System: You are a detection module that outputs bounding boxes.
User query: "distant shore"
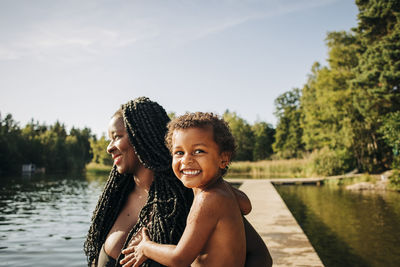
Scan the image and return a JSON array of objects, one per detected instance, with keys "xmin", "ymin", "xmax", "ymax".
[{"xmin": 86, "ymin": 161, "xmax": 399, "ymax": 191}]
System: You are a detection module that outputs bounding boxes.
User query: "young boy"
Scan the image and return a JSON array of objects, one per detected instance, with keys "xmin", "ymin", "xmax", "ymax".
[{"xmin": 120, "ymin": 112, "xmax": 251, "ymax": 267}]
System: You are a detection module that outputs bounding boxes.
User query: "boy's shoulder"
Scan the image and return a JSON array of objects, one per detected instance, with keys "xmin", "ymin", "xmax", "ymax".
[{"xmin": 195, "ymin": 180, "xmax": 235, "ymax": 206}]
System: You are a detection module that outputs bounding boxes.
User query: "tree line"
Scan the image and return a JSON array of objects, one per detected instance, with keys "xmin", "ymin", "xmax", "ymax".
[
  {"xmin": 0, "ymin": 113, "xmax": 93, "ymax": 174},
  {"xmin": 273, "ymin": 0, "xmax": 400, "ymax": 175},
  {"xmin": 0, "ymin": 110, "xmax": 275, "ymax": 175}
]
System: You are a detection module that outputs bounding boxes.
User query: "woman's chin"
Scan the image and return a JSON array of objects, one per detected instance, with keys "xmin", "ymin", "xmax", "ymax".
[{"xmin": 116, "ymin": 165, "xmax": 125, "ymax": 174}]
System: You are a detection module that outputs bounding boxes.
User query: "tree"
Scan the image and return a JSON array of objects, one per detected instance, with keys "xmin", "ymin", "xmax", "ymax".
[
  {"xmin": 0, "ymin": 113, "xmax": 100, "ymax": 175},
  {"xmin": 349, "ymin": 0, "xmax": 400, "ymax": 172},
  {"xmin": 21, "ymin": 119, "xmax": 47, "ymax": 167},
  {"xmin": 252, "ymin": 122, "xmax": 275, "ymax": 160},
  {"xmin": 91, "ymin": 135, "xmax": 113, "ymax": 166},
  {"xmin": 38, "ymin": 122, "xmax": 68, "ymax": 172},
  {"xmin": 300, "ymin": 31, "xmax": 359, "ymax": 174},
  {"xmin": 379, "ymin": 111, "xmax": 400, "ymax": 168},
  {"xmin": 223, "ymin": 111, "xmax": 254, "ymax": 161},
  {"xmin": 273, "ymin": 88, "xmax": 304, "ymax": 158},
  {"xmin": 0, "ymin": 113, "xmax": 23, "ymax": 173},
  {"xmin": 68, "ymin": 127, "xmax": 94, "ymax": 170}
]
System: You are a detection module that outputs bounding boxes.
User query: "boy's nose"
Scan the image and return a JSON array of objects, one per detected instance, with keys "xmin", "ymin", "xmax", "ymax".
[{"xmin": 182, "ymin": 154, "xmax": 193, "ymax": 164}]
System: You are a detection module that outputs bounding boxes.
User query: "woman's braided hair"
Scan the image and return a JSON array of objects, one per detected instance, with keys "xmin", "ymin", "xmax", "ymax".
[{"xmin": 84, "ymin": 97, "xmax": 193, "ymax": 267}]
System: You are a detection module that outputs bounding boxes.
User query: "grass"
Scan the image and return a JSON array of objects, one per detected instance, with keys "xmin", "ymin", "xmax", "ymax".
[
  {"xmin": 85, "ymin": 162, "xmax": 112, "ymax": 175},
  {"xmin": 227, "ymin": 158, "xmax": 313, "ymax": 178}
]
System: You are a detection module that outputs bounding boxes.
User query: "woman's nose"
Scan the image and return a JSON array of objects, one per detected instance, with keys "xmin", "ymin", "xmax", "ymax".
[{"xmin": 106, "ymin": 140, "xmax": 114, "ymax": 154}]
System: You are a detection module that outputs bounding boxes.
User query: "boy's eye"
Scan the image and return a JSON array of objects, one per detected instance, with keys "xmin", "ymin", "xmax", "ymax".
[
  {"xmin": 194, "ymin": 149, "xmax": 204, "ymax": 154},
  {"xmin": 174, "ymin": 151, "xmax": 184, "ymax": 156}
]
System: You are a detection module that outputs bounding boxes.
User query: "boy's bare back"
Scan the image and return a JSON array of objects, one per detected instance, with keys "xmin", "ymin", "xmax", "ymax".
[{"xmin": 187, "ymin": 178, "xmax": 246, "ymax": 266}]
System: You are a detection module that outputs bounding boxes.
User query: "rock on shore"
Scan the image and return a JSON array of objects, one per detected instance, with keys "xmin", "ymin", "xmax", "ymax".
[{"xmin": 345, "ymin": 180, "xmax": 388, "ymax": 191}]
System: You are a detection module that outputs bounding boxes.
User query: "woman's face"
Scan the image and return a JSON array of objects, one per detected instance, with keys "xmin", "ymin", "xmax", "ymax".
[{"xmin": 107, "ymin": 116, "xmax": 139, "ymax": 174}]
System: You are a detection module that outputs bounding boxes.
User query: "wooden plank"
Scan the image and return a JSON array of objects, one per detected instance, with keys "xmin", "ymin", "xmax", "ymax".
[{"xmin": 232, "ymin": 179, "xmax": 324, "ymax": 267}]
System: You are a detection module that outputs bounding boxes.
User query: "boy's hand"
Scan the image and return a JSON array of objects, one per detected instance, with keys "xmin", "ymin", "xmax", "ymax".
[{"xmin": 120, "ymin": 228, "xmax": 150, "ymax": 267}]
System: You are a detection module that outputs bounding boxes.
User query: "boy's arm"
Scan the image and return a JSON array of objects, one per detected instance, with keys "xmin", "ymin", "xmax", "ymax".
[
  {"xmin": 243, "ymin": 217, "xmax": 273, "ymax": 267},
  {"xmin": 123, "ymin": 230, "xmax": 180, "ymax": 267},
  {"xmin": 122, "ymin": 192, "xmax": 220, "ymax": 267},
  {"xmin": 225, "ymin": 180, "xmax": 252, "ymax": 215}
]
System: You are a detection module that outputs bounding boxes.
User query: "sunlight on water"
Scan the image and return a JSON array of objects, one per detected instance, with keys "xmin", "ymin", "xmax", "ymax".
[
  {"xmin": 276, "ymin": 183, "xmax": 400, "ymax": 267},
  {"xmin": 0, "ymin": 173, "xmax": 107, "ymax": 267}
]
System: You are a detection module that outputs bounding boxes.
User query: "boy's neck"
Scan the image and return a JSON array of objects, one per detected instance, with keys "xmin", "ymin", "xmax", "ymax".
[{"xmin": 193, "ymin": 176, "xmax": 223, "ymax": 195}]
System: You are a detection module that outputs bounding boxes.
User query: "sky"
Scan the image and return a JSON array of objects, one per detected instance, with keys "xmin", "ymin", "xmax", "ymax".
[{"xmin": 0, "ymin": 0, "xmax": 359, "ymax": 138}]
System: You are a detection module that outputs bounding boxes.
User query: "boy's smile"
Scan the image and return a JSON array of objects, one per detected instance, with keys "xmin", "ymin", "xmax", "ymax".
[
  {"xmin": 181, "ymin": 169, "xmax": 201, "ymax": 176},
  {"xmin": 171, "ymin": 127, "xmax": 229, "ymax": 191}
]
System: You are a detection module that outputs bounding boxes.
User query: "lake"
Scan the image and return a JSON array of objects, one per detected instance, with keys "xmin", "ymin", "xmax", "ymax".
[
  {"xmin": 0, "ymin": 173, "xmax": 107, "ymax": 267},
  {"xmin": 1, "ymin": 174, "xmax": 399, "ymax": 266},
  {"xmin": 276, "ymin": 180, "xmax": 400, "ymax": 267}
]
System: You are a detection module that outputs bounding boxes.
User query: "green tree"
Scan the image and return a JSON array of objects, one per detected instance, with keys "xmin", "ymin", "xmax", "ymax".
[
  {"xmin": 223, "ymin": 111, "xmax": 254, "ymax": 161},
  {"xmin": 1, "ymin": 114, "xmax": 96, "ymax": 175},
  {"xmin": 91, "ymin": 135, "xmax": 113, "ymax": 166},
  {"xmin": 38, "ymin": 121, "xmax": 68, "ymax": 172},
  {"xmin": 379, "ymin": 111, "xmax": 400, "ymax": 168},
  {"xmin": 67, "ymin": 127, "xmax": 93, "ymax": 170},
  {"xmin": 300, "ymin": 31, "xmax": 359, "ymax": 174},
  {"xmin": 301, "ymin": 32, "xmax": 358, "ymax": 152},
  {"xmin": 0, "ymin": 113, "xmax": 23, "ymax": 173},
  {"xmin": 167, "ymin": 112, "xmax": 176, "ymax": 120},
  {"xmin": 252, "ymin": 122, "xmax": 275, "ymax": 160},
  {"xmin": 21, "ymin": 119, "xmax": 48, "ymax": 167},
  {"xmin": 349, "ymin": 0, "xmax": 400, "ymax": 172},
  {"xmin": 273, "ymin": 88, "xmax": 304, "ymax": 158}
]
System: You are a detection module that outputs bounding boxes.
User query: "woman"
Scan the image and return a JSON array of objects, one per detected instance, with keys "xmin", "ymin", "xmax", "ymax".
[{"xmin": 84, "ymin": 97, "xmax": 272, "ymax": 267}]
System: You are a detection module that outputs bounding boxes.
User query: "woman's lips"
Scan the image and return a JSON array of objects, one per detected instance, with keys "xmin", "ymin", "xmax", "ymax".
[{"xmin": 114, "ymin": 155, "xmax": 122, "ymax": 165}]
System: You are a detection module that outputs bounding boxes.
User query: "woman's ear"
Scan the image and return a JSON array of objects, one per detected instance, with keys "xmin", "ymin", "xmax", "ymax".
[{"xmin": 219, "ymin": 152, "xmax": 231, "ymax": 169}]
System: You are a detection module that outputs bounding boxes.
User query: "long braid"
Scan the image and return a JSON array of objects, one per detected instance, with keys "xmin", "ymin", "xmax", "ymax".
[
  {"xmin": 84, "ymin": 167, "xmax": 134, "ymax": 265},
  {"xmin": 122, "ymin": 97, "xmax": 172, "ymax": 171},
  {"xmin": 84, "ymin": 97, "xmax": 193, "ymax": 267},
  {"xmin": 117, "ymin": 169, "xmax": 193, "ymax": 267}
]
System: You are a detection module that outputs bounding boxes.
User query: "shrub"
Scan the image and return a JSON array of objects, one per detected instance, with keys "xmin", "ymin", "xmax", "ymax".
[
  {"xmin": 389, "ymin": 170, "xmax": 400, "ymax": 189},
  {"xmin": 310, "ymin": 147, "xmax": 352, "ymax": 176}
]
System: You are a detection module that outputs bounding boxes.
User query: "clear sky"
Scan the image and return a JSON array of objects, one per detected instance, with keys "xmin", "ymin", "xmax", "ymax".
[{"xmin": 0, "ymin": 0, "xmax": 358, "ymax": 138}]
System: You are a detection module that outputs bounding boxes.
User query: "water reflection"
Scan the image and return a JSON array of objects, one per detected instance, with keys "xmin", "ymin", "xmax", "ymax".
[
  {"xmin": 276, "ymin": 182, "xmax": 400, "ymax": 267},
  {"xmin": 0, "ymin": 173, "xmax": 107, "ymax": 267}
]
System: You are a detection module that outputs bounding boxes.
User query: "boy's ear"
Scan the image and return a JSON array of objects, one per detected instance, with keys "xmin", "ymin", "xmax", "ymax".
[{"xmin": 219, "ymin": 152, "xmax": 231, "ymax": 169}]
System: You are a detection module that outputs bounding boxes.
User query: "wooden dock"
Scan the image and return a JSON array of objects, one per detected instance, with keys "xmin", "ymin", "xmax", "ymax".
[
  {"xmin": 228, "ymin": 179, "xmax": 324, "ymax": 266},
  {"xmin": 269, "ymin": 178, "xmax": 324, "ymax": 186}
]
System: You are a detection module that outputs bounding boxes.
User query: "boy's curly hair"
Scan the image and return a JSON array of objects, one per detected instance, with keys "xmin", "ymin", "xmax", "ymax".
[{"xmin": 165, "ymin": 112, "xmax": 236, "ymax": 175}]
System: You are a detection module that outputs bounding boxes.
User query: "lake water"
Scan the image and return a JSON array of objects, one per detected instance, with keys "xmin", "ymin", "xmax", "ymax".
[
  {"xmin": 276, "ymin": 181, "xmax": 400, "ymax": 267},
  {"xmin": 1, "ymin": 174, "xmax": 400, "ymax": 267},
  {"xmin": 0, "ymin": 173, "xmax": 107, "ymax": 267}
]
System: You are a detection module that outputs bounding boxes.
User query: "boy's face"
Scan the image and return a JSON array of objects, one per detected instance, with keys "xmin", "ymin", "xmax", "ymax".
[{"xmin": 171, "ymin": 127, "xmax": 229, "ymax": 190}]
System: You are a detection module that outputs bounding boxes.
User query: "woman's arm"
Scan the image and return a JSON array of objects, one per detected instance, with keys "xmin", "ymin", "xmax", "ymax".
[
  {"xmin": 243, "ymin": 217, "xmax": 273, "ymax": 267},
  {"xmin": 225, "ymin": 181, "xmax": 252, "ymax": 215}
]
